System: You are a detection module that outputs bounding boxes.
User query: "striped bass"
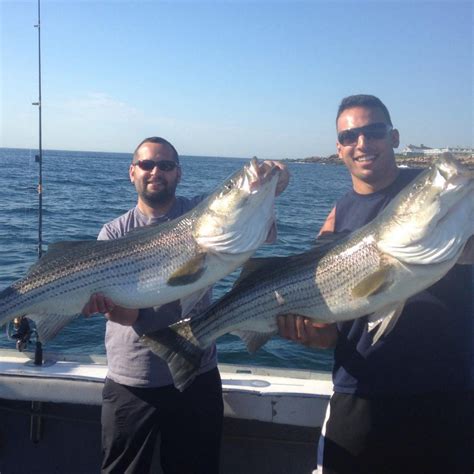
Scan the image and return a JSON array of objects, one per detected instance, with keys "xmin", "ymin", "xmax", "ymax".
[
  {"xmin": 0, "ymin": 159, "xmax": 281, "ymax": 343},
  {"xmin": 144, "ymin": 153, "xmax": 474, "ymax": 391}
]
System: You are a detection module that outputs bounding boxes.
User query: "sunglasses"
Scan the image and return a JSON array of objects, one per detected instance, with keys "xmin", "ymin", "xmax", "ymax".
[
  {"xmin": 134, "ymin": 160, "xmax": 179, "ymax": 172},
  {"xmin": 337, "ymin": 122, "xmax": 392, "ymax": 146}
]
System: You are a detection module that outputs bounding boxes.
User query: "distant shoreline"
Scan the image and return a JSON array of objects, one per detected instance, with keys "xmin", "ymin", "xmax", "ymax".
[
  {"xmin": 1, "ymin": 147, "xmax": 472, "ymax": 168},
  {"xmin": 285, "ymin": 154, "xmax": 474, "ymax": 169}
]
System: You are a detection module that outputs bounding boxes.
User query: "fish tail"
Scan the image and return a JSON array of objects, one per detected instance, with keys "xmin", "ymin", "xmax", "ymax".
[
  {"xmin": 142, "ymin": 319, "xmax": 205, "ymax": 392},
  {"xmin": 0, "ymin": 286, "xmax": 18, "ymax": 328}
]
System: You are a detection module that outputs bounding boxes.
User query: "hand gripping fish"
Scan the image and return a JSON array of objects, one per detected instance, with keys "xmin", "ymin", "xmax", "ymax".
[
  {"xmin": 0, "ymin": 159, "xmax": 281, "ymax": 343},
  {"xmin": 143, "ymin": 153, "xmax": 474, "ymax": 391}
]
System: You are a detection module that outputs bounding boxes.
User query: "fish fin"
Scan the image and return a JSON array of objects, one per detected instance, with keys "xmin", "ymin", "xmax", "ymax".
[
  {"xmin": 367, "ymin": 302, "xmax": 405, "ymax": 344},
  {"xmin": 167, "ymin": 254, "xmax": 207, "ymax": 286},
  {"xmin": 232, "ymin": 330, "xmax": 275, "ymax": 353},
  {"xmin": 352, "ymin": 266, "xmax": 392, "ymax": 298},
  {"xmin": 232, "ymin": 232, "xmax": 352, "ymax": 289},
  {"xmin": 233, "ymin": 257, "xmax": 284, "ymax": 287},
  {"xmin": 180, "ymin": 287, "xmax": 211, "ymax": 318},
  {"xmin": 0, "ymin": 287, "xmax": 18, "ymax": 327},
  {"xmin": 142, "ymin": 320, "xmax": 205, "ymax": 392},
  {"xmin": 27, "ymin": 313, "xmax": 80, "ymax": 343}
]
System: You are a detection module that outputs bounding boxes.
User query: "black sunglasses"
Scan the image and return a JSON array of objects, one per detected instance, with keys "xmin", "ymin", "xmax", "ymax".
[
  {"xmin": 134, "ymin": 160, "xmax": 179, "ymax": 172},
  {"xmin": 337, "ymin": 122, "xmax": 392, "ymax": 146}
]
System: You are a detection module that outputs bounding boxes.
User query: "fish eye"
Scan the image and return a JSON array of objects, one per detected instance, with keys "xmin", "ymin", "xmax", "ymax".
[{"xmin": 219, "ymin": 181, "xmax": 235, "ymax": 197}]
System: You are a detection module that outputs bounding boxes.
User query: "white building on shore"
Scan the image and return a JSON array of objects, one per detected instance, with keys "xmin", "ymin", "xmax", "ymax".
[{"xmin": 402, "ymin": 144, "xmax": 474, "ymax": 156}]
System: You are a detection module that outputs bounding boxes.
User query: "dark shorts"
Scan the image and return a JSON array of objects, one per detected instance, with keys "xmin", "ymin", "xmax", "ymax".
[
  {"xmin": 316, "ymin": 391, "xmax": 473, "ymax": 474},
  {"xmin": 101, "ymin": 367, "xmax": 224, "ymax": 474}
]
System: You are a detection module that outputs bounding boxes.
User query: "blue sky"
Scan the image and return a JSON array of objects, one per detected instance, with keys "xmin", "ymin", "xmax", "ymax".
[{"xmin": 1, "ymin": 0, "xmax": 472, "ymax": 159}]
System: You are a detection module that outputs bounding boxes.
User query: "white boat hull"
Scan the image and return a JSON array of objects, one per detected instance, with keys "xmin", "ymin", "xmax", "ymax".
[{"xmin": 0, "ymin": 349, "xmax": 332, "ymax": 473}]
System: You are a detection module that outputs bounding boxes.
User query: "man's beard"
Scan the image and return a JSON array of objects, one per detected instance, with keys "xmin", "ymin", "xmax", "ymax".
[{"xmin": 141, "ymin": 186, "xmax": 176, "ymax": 206}]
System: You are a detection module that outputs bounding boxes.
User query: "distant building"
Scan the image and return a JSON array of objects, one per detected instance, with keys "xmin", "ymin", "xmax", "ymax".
[{"xmin": 401, "ymin": 144, "xmax": 474, "ymax": 156}]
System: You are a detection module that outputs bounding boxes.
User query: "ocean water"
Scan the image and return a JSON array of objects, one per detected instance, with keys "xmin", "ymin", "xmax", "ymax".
[{"xmin": 0, "ymin": 147, "xmax": 351, "ymax": 372}]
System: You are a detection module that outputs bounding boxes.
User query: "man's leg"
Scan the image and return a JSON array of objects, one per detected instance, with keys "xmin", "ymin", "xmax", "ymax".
[
  {"xmin": 315, "ymin": 392, "xmax": 371, "ymax": 474},
  {"xmin": 160, "ymin": 368, "xmax": 224, "ymax": 474},
  {"xmin": 317, "ymin": 391, "xmax": 474, "ymax": 474},
  {"xmin": 101, "ymin": 378, "xmax": 160, "ymax": 474}
]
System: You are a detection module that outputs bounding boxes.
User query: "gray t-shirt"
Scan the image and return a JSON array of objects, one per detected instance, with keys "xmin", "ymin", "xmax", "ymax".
[{"xmin": 98, "ymin": 196, "xmax": 217, "ymax": 387}]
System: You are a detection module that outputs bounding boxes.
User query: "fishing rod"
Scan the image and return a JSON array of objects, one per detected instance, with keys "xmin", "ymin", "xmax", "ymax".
[
  {"xmin": 33, "ymin": 0, "xmax": 43, "ymax": 259},
  {"xmin": 10, "ymin": 0, "xmax": 44, "ymax": 365},
  {"xmin": 32, "ymin": 0, "xmax": 44, "ymax": 364}
]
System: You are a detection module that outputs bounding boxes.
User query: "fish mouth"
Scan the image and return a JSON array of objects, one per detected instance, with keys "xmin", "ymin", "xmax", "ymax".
[
  {"xmin": 245, "ymin": 159, "xmax": 280, "ymax": 193},
  {"xmin": 434, "ymin": 156, "xmax": 473, "ymax": 196}
]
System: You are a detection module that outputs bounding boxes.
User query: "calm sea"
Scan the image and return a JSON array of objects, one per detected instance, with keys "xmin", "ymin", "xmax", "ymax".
[{"xmin": 0, "ymin": 147, "xmax": 351, "ymax": 372}]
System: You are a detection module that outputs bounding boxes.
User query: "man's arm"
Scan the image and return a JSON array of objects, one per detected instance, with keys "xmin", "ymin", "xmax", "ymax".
[
  {"xmin": 318, "ymin": 207, "xmax": 336, "ymax": 236},
  {"xmin": 277, "ymin": 207, "xmax": 339, "ymax": 349},
  {"xmin": 277, "ymin": 315, "xmax": 338, "ymax": 349}
]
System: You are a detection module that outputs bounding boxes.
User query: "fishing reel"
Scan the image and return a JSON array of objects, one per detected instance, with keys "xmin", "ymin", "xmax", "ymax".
[
  {"xmin": 9, "ymin": 316, "xmax": 32, "ymax": 352},
  {"xmin": 7, "ymin": 316, "xmax": 43, "ymax": 365}
]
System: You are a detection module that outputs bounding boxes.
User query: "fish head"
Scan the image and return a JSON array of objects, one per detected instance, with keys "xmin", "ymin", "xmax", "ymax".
[
  {"xmin": 193, "ymin": 159, "xmax": 280, "ymax": 254},
  {"xmin": 378, "ymin": 153, "xmax": 474, "ymax": 263}
]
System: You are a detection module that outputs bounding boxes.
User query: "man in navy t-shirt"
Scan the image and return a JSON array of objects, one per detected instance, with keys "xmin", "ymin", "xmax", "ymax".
[{"xmin": 278, "ymin": 95, "xmax": 473, "ymax": 474}]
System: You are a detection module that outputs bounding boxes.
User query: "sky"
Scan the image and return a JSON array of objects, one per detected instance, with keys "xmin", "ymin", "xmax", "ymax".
[{"xmin": 0, "ymin": 0, "xmax": 472, "ymax": 159}]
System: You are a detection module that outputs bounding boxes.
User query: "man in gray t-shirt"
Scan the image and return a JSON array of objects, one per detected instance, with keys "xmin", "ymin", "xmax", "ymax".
[
  {"xmin": 82, "ymin": 137, "xmax": 223, "ymax": 474},
  {"xmin": 82, "ymin": 136, "xmax": 289, "ymax": 474},
  {"xmin": 97, "ymin": 200, "xmax": 217, "ymax": 390}
]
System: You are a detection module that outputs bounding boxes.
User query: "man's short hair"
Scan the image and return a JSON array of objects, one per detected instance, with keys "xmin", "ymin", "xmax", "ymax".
[
  {"xmin": 132, "ymin": 137, "xmax": 179, "ymax": 163},
  {"xmin": 336, "ymin": 94, "xmax": 393, "ymax": 126}
]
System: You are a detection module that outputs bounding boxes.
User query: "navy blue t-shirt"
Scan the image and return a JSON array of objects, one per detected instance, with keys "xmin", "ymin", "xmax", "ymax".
[{"xmin": 332, "ymin": 168, "xmax": 473, "ymax": 395}]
